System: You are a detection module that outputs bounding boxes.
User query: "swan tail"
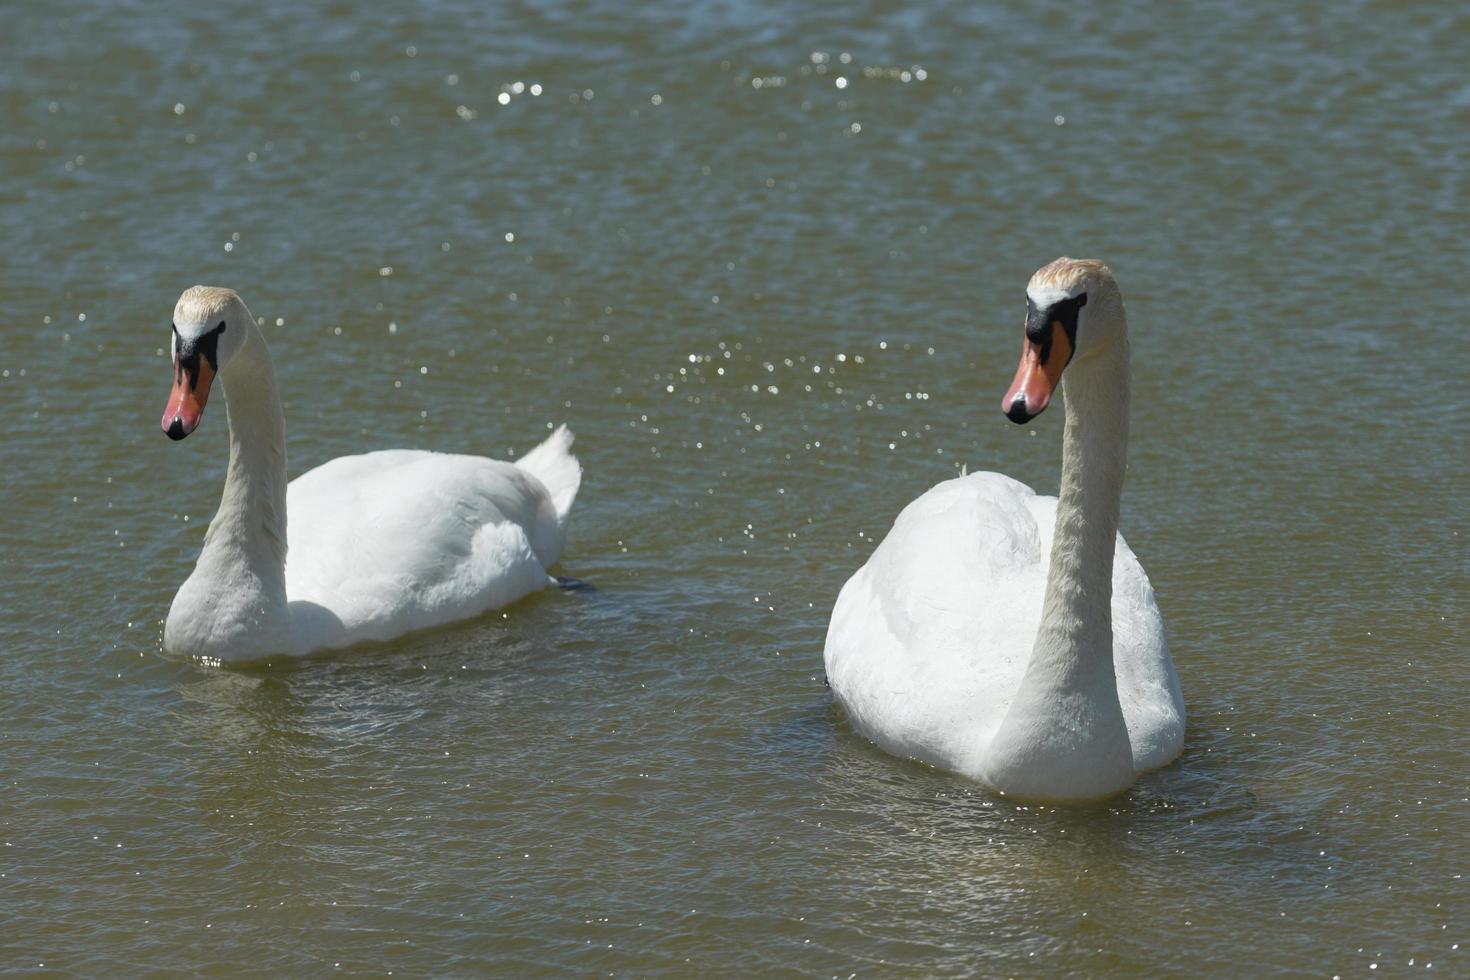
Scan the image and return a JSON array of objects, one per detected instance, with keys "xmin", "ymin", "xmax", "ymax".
[{"xmin": 517, "ymin": 424, "xmax": 581, "ymax": 525}]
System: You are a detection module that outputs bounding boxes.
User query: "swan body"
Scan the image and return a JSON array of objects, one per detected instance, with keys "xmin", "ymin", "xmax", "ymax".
[
  {"xmin": 825, "ymin": 472, "xmax": 1182, "ymax": 792},
  {"xmin": 160, "ymin": 286, "xmax": 581, "ymax": 663},
  {"xmin": 824, "ymin": 259, "xmax": 1184, "ymax": 801}
]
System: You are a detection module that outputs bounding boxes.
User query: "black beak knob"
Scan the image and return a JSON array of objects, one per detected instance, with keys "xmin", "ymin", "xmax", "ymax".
[{"xmin": 1005, "ymin": 396, "xmax": 1035, "ymax": 425}]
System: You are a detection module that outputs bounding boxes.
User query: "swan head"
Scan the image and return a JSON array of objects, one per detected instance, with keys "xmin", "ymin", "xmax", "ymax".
[
  {"xmin": 161, "ymin": 286, "xmax": 252, "ymax": 440},
  {"xmin": 1003, "ymin": 257, "xmax": 1121, "ymax": 424}
]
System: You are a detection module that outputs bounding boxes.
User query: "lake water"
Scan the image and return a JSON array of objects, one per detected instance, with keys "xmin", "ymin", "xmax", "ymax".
[{"xmin": 1, "ymin": 0, "xmax": 1466, "ymax": 974}]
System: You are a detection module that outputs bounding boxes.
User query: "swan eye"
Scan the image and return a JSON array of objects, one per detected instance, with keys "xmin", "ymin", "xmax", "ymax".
[
  {"xmin": 1023, "ymin": 292, "xmax": 1090, "ymax": 369},
  {"xmin": 175, "ymin": 322, "xmax": 227, "ymax": 370},
  {"xmin": 217, "ymin": 320, "xmax": 226, "ymax": 332},
  {"xmin": 199, "ymin": 322, "xmax": 226, "ymax": 368}
]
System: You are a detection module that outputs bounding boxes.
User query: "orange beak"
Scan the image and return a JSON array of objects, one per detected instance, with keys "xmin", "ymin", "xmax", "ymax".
[
  {"xmin": 161, "ymin": 353, "xmax": 215, "ymax": 440},
  {"xmin": 1001, "ymin": 321, "xmax": 1072, "ymax": 424}
]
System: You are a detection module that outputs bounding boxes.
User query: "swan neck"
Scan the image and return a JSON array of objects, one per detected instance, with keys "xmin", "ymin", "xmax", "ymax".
[
  {"xmin": 1037, "ymin": 336, "xmax": 1130, "ymax": 668},
  {"xmin": 201, "ymin": 325, "xmax": 289, "ymax": 593},
  {"xmin": 980, "ymin": 329, "xmax": 1134, "ymax": 799}
]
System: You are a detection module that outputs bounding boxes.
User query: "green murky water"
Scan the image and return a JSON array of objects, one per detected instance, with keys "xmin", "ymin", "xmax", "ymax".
[{"xmin": 2, "ymin": 0, "xmax": 1466, "ymax": 974}]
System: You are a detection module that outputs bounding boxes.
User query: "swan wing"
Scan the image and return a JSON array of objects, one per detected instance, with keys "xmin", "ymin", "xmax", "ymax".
[
  {"xmin": 283, "ymin": 450, "xmax": 560, "ymax": 651},
  {"xmin": 1109, "ymin": 534, "xmax": 1186, "ymax": 771},
  {"xmin": 824, "ymin": 472, "xmax": 1048, "ymax": 777}
]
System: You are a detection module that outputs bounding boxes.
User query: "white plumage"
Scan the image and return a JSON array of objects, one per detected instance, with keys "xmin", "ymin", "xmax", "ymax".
[
  {"xmin": 159, "ymin": 286, "xmax": 580, "ymax": 663},
  {"xmin": 824, "ymin": 259, "xmax": 1184, "ymax": 801},
  {"xmin": 825, "ymin": 471, "xmax": 1182, "ymax": 782},
  {"xmin": 283, "ymin": 441, "xmax": 576, "ymax": 653}
]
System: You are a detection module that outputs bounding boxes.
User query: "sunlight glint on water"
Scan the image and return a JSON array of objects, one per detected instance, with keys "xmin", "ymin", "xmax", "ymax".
[{"xmin": 0, "ymin": 0, "xmax": 1465, "ymax": 974}]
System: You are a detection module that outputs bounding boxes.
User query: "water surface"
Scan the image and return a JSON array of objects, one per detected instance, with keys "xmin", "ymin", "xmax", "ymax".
[{"xmin": 1, "ymin": 0, "xmax": 1466, "ymax": 974}]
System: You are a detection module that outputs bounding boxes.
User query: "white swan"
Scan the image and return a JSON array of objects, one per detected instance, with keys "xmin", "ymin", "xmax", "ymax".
[
  {"xmin": 824, "ymin": 258, "xmax": 1184, "ymax": 802},
  {"xmin": 159, "ymin": 286, "xmax": 582, "ymax": 663}
]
